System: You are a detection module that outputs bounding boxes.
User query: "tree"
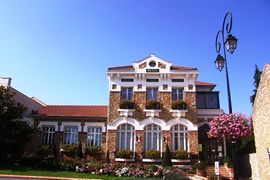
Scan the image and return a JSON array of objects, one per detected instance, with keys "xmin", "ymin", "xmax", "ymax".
[
  {"xmin": 0, "ymin": 86, "xmax": 34, "ymax": 161},
  {"xmin": 162, "ymin": 144, "xmax": 172, "ymax": 167},
  {"xmin": 250, "ymin": 65, "xmax": 262, "ymax": 105},
  {"xmin": 208, "ymin": 113, "xmax": 253, "ymax": 140}
]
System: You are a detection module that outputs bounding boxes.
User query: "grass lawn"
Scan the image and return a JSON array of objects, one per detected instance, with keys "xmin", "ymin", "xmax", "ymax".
[{"xmin": 0, "ymin": 165, "xmax": 160, "ymax": 180}]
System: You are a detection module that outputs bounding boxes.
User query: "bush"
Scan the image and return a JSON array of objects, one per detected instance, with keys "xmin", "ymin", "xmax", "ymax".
[
  {"xmin": 163, "ymin": 168, "xmax": 190, "ymax": 180},
  {"xmin": 119, "ymin": 100, "xmax": 135, "ymax": 109},
  {"xmin": 105, "ymin": 150, "xmax": 110, "ymax": 163},
  {"xmin": 192, "ymin": 162, "xmax": 206, "ymax": 171},
  {"xmin": 38, "ymin": 144, "xmax": 51, "ymax": 156},
  {"xmin": 172, "ymin": 100, "xmax": 187, "ymax": 110},
  {"xmin": 85, "ymin": 146, "xmax": 101, "ymax": 155},
  {"xmin": 162, "ymin": 144, "xmax": 172, "ymax": 167},
  {"xmin": 173, "ymin": 150, "xmax": 189, "ymax": 159},
  {"xmin": 146, "ymin": 150, "xmax": 161, "ymax": 159},
  {"xmin": 20, "ymin": 154, "xmax": 41, "ymax": 166},
  {"xmin": 62, "ymin": 144, "xmax": 77, "ymax": 157},
  {"xmin": 116, "ymin": 150, "xmax": 134, "ymax": 158},
  {"xmin": 223, "ymin": 156, "xmax": 233, "ymax": 168},
  {"xmin": 75, "ymin": 142, "xmax": 83, "ymax": 158},
  {"xmin": 145, "ymin": 100, "xmax": 161, "ymax": 109}
]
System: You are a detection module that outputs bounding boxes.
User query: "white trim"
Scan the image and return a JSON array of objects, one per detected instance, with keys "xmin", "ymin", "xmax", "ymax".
[
  {"xmin": 115, "ymin": 158, "xmax": 135, "ymax": 162},
  {"xmin": 118, "ymin": 109, "xmax": 135, "ymax": 117},
  {"xmin": 170, "ymin": 110, "xmax": 188, "ymax": 118},
  {"xmin": 107, "ymin": 117, "xmax": 197, "ymax": 131},
  {"xmin": 171, "ymin": 159, "xmax": 191, "ymax": 163},
  {"xmin": 38, "ymin": 121, "xmax": 58, "ymax": 129},
  {"xmin": 144, "ymin": 109, "xmax": 162, "ymax": 117},
  {"xmin": 142, "ymin": 159, "xmax": 162, "ymax": 162},
  {"xmin": 84, "ymin": 122, "xmax": 106, "ymax": 132},
  {"xmin": 61, "ymin": 122, "xmax": 81, "ymax": 132}
]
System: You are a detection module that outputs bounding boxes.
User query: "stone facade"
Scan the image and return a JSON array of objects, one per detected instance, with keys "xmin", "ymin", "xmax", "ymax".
[
  {"xmin": 188, "ymin": 131, "xmax": 199, "ymax": 155},
  {"xmin": 184, "ymin": 92, "xmax": 197, "ymax": 124},
  {"xmin": 133, "ymin": 92, "xmax": 147, "ymax": 120},
  {"xmin": 158, "ymin": 92, "xmax": 173, "ymax": 121},
  {"xmin": 108, "ymin": 92, "xmax": 121, "ymax": 123},
  {"xmin": 252, "ymin": 64, "xmax": 270, "ymax": 179},
  {"xmin": 107, "ymin": 130, "xmax": 117, "ymax": 161}
]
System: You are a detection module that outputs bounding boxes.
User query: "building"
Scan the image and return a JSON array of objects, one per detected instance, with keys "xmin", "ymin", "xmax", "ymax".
[
  {"xmin": 252, "ymin": 64, "xmax": 270, "ymax": 179},
  {"xmin": 2, "ymin": 55, "xmax": 224, "ymax": 164}
]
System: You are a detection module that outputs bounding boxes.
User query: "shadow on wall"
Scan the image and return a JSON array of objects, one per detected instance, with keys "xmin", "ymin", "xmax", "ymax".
[{"xmin": 238, "ymin": 154, "xmax": 252, "ymax": 178}]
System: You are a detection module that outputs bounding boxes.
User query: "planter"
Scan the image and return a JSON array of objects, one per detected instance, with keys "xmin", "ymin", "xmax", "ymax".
[
  {"xmin": 196, "ymin": 169, "xmax": 206, "ymax": 177},
  {"xmin": 144, "ymin": 109, "xmax": 162, "ymax": 117},
  {"xmin": 118, "ymin": 109, "xmax": 135, "ymax": 117},
  {"xmin": 142, "ymin": 159, "xmax": 162, "ymax": 162},
  {"xmin": 170, "ymin": 109, "xmax": 188, "ymax": 118},
  {"xmin": 115, "ymin": 158, "xmax": 135, "ymax": 162},
  {"xmin": 171, "ymin": 159, "xmax": 191, "ymax": 163}
]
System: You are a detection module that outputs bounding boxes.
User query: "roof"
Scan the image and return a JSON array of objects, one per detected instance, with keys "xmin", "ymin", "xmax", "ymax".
[
  {"xmin": 108, "ymin": 65, "xmax": 197, "ymax": 71},
  {"xmin": 36, "ymin": 105, "xmax": 108, "ymax": 117},
  {"xmin": 195, "ymin": 81, "xmax": 216, "ymax": 86}
]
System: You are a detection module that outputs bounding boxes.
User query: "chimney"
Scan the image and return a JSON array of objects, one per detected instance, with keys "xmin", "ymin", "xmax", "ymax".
[{"xmin": 0, "ymin": 77, "xmax": 12, "ymax": 87}]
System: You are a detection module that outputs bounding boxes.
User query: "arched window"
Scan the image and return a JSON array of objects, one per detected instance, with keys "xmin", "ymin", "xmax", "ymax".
[
  {"xmin": 171, "ymin": 124, "xmax": 188, "ymax": 151},
  {"xmin": 117, "ymin": 123, "xmax": 135, "ymax": 151},
  {"xmin": 144, "ymin": 124, "xmax": 161, "ymax": 151}
]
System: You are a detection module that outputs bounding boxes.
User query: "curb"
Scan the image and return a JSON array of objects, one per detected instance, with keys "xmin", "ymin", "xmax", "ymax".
[{"xmin": 0, "ymin": 174, "xmax": 101, "ymax": 180}]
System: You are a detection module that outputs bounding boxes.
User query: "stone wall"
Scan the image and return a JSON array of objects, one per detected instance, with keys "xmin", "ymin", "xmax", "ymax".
[
  {"xmin": 135, "ymin": 130, "xmax": 144, "ymax": 161},
  {"xmin": 184, "ymin": 92, "xmax": 197, "ymax": 124},
  {"xmin": 189, "ymin": 131, "xmax": 198, "ymax": 155},
  {"xmin": 158, "ymin": 92, "xmax": 173, "ymax": 121},
  {"xmin": 107, "ymin": 130, "xmax": 117, "ymax": 161},
  {"xmin": 108, "ymin": 92, "xmax": 121, "ymax": 123},
  {"xmin": 133, "ymin": 92, "xmax": 147, "ymax": 120},
  {"xmin": 252, "ymin": 64, "xmax": 270, "ymax": 179}
]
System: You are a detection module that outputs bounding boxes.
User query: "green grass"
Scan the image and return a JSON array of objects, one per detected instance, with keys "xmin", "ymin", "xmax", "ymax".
[{"xmin": 0, "ymin": 165, "xmax": 160, "ymax": 180}]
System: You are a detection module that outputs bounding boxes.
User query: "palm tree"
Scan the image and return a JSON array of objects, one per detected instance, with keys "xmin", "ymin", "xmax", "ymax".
[{"xmin": 250, "ymin": 65, "xmax": 262, "ymax": 105}]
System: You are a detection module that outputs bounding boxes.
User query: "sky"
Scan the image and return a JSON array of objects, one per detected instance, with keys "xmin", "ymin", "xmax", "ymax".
[{"xmin": 0, "ymin": 0, "xmax": 270, "ymax": 115}]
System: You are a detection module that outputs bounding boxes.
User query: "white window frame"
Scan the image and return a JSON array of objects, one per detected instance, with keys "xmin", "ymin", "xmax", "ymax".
[
  {"xmin": 64, "ymin": 126, "xmax": 78, "ymax": 145},
  {"xmin": 87, "ymin": 127, "xmax": 102, "ymax": 146},
  {"xmin": 117, "ymin": 123, "xmax": 135, "ymax": 151},
  {"xmin": 146, "ymin": 88, "xmax": 158, "ymax": 101},
  {"xmin": 171, "ymin": 124, "xmax": 188, "ymax": 151},
  {"xmin": 121, "ymin": 87, "xmax": 133, "ymax": 100},
  {"xmin": 40, "ymin": 126, "xmax": 55, "ymax": 145},
  {"xmin": 144, "ymin": 124, "xmax": 161, "ymax": 151},
  {"xmin": 172, "ymin": 88, "xmax": 184, "ymax": 101}
]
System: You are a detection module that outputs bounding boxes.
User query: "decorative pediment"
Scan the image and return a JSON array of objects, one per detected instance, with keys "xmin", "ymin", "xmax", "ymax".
[{"xmin": 133, "ymin": 54, "xmax": 172, "ymax": 73}]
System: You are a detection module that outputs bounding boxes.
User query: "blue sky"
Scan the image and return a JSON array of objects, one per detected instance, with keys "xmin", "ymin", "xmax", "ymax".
[{"xmin": 1, "ymin": 0, "xmax": 270, "ymax": 115}]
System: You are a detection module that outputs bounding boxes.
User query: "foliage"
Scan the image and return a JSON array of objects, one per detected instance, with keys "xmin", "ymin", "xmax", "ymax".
[
  {"xmin": 62, "ymin": 144, "xmax": 77, "ymax": 156},
  {"xmin": 119, "ymin": 100, "xmax": 135, "ymax": 109},
  {"xmin": 75, "ymin": 142, "xmax": 83, "ymax": 158},
  {"xmin": 172, "ymin": 100, "xmax": 187, "ymax": 110},
  {"xmin": 250, "ymin": 65, "xmax": 262, "ymax": 105},
  {"xmin": 162, "ymin": 144, "xmax": 172, "ymax": 167},
  {"xmin": 145, "ymin": 100, "xmax": 161, "ymax": 109},
  {"xmin": 208, "ymin": 113, "xmax": 253, "ymax": 140},
  {"xmin": 223, "ymin": 156, "xmax": 233, "ymax": 168},
  {"xmin": 85, "ymin": 146, "xmax": 101, "ymax": 155},
  {"xmin": 38, "ymin": 144, "xmax": 51, "ymax": 156},
  {"xmin": 115, "ymin": 150, "xmax": 134, "ymax": 158},
  {"xmin": 163, "ymin": 168, "xmax": 190, "ymax": 180},
  {"xmin": 0, "ymin": 86, "xmax": 34, "ymax": 161},
  {"xmin": 173, "ymin": 150, "xmax": 189, "ymax": 159},
  {"xmin": 20, "ymin": 154, "xmax": 41, "ymax": 166},
  {"xmin": 145, "ymin": 150, "xmax": 161, "ymax": 159},
  {"xmin": 192, "ymin": 162, "xmax": 205, "ymax": 171},
  {"xmin": 237, "ymin": 135, "xmax": 256, "ymax": 154}
]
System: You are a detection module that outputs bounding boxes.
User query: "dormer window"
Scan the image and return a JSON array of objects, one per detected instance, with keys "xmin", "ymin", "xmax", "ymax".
[{"xmin": 149, "ymin": 61, "xmax": 156, "ymax": 67}]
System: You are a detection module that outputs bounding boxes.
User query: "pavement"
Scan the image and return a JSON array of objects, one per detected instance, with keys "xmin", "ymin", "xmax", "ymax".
[{"xmin": 0, "ymin": 174, "xmax": 101, "ymax": 180}]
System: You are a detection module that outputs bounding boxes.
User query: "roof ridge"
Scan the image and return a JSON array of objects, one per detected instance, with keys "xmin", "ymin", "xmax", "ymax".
[{"xmin": 45, "ymin": 105, "xmax": 108, "ymax": 107}]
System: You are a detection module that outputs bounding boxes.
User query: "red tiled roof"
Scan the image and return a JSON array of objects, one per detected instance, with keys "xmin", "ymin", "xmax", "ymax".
[
  {"xmin": 196, "ymin": 81, "xmax": 216, "ymax": 86},
  {"xmin": 108, "ymin": 65, "xmax": 197, "ymax": 71},
  {"xmin": 37, "ymin": 105, "xmax": 108, "ymax": 117}
]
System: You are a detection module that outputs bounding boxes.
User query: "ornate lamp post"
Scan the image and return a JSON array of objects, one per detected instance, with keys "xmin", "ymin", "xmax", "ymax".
[{"xmin": 214, "ymin": 12, "xmax": 238, "ymax": 180}]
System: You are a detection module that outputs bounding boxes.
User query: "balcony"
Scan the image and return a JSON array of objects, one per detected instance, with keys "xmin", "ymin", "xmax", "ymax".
[
  {"xmin": 118, "ymin": 100, "xmax": 135, "ymax": 117},
  {"xmin": 144, "ymin": 100, "xmax": 162, "ymax": 117},
  {"xmin": 170, "ymin": 100, "xmax": 188, "ymax": 118}
]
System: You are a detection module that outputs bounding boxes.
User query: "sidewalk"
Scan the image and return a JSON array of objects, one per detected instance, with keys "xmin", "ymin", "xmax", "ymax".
[{"xmin": 0, "ymin": 174, "xmax": 101, "ymax": 180}]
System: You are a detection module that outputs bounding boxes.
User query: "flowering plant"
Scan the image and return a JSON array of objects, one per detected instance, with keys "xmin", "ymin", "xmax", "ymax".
[{"xmin": 208, "ymin": 113, "xmax": 253, "ymax": 140}]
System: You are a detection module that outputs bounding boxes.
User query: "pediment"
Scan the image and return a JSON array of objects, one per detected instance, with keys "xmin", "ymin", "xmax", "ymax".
[{"xmin": 133, "ymin": 54, "xmax": 172, "ymax": 73}]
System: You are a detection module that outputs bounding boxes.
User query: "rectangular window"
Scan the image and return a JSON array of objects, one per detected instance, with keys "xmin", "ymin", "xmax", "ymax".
[
  {"xmin": 121, "ymin": 79, "xmax": 134, "ymax": 82},
  {"xmin": 172, "ymin": 88, "xmax": 184, "ymax": 101},
  {"xmin": 146, "ymin": 79, "xmax": 159, "ymax": 82},
  {"xmin": 172, "ymin": 79, "xmax": 184, "ymax": 82},
  {"xmin": 121, "ymin": 87, "xmax": 133, "ymax": 100},
  {"xmin": 87, "ymin": 127, "xmax": 102, "ymax": 146},
  {"xmin": 197, "ymin": 92, "xmax": 220, "ymax": 109},
  {"xmin": 40, "ymin": 126, "xmax": 55, "ymax": 145},
  {"xmin": 112, "ymin": 84, "xmax": 117, "ymax": 89},
  {"xmin": 64, "ymin": 127, "xmax": 78, "ymax": 144},
  {"xmin": 146, "ymin": 88, "xmax": 158, "ymax": 100},
  {"xmin": 163, "ymin": 84, "xmax": 168, "ymax": 90}
]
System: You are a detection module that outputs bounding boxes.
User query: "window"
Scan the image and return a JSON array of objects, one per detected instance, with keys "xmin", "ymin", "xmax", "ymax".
[
  {"xmin": 112, "ymin": 84, "xmax": 117, "ymax": 89},
  {"xmin": 121, "ymin": 79, "xmax": 134, "ymax": 82},
  {"xmin": 197, "ymin": 92, "xmax": 220, "ymax": 109},
  {"xmin": 87, "ymin": 127, "xmax": 102, "ymax": 146},
  {"xmin": 117, "ymin": 124, "xmax": 135, "ymax": 151},
  {"xmin": 172, "ymin": 79, "xmax": 184, "ymax": 82},
  {"xmin": 163, "ymin": 84, "xmax": 168, "ymax": 90},
  {"xmin": 144, "ymin": 124, "xmax": 161, "ymax": 151},
  {"xmin": 146, "ymin": 79, "xmax": 159, "ymax": 82},
  {"xmin": 171, "ymin": 124, "xmax": 188, "ymax": 151},
  {"xmin": 137, "ymin": 84, "xmax": 142, "ymax": 90},
  {"xmin": 149, "ymin": 61, "xmax": 156, "ymax": 67},
  {"xmin": 172, "ymin": 88, "xmax": 183, "ymax": 101},
  {"xmin": 121, "ymin": 87, "xmax": 133, "ymax": 100},
  {"xmin": 40, "ymin": 126, "xmax": 55, "ymax": 145},
  {"xmin": 64, "ymin": 127, "xmax": 78, "ymax": 144},
  {"xmin": 146, "ymin": 88, "xmax": 158, "ymax": 100}
]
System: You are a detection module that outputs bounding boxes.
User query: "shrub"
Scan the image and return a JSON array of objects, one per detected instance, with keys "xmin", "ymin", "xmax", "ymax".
[
  {"xmin": 105, "ymin": 150, "xmax": 110, "ymax": 163},
  {"xmin": 173, "ymin": 150, "xmax": 189, "ymax": 159},
  {"xmin": 20, "ymin": 154, "xmax": 41, "ymax": 166},
  {"xmin": 85, "ymin": 146, "xmax": 101, "ymax": 155},
  {"xmin": 172, "ymin": 100, "xmax": 187, "ymax": 110},
  {"xmin": 162, "ymin": 144, "xmax": 172, "ymax": 167},
  {"xmin": 119, "ymin": 100, "xmax": 135, "ymax": 109},
  {"xmin": 145, "ymin": 100, "xmax": 161, "ymax": 109},
  {"xmin": 223, "ymin": 156, "xmax": 233, "ymax": 168},
  {"xmin": 61, "ymin": 144, "xmax": 77, "ymax": 156},
  {"xmin": 116, "ymin": 150, "xmax": 134, "ymax": 158},
  {"xmin": 192, "ymin": 162, "xmax": 206, "ymax": 171},
  {"xmin": 38, "ymin": 144, "xmax": 51, "ymax": 156},
  {"xmin": 75, "ymin": 142, "xmax": 83, "ymax": 158},
  {"xmin": 145, "ymin": 150, "xmax": 161, "ymax": 159}
]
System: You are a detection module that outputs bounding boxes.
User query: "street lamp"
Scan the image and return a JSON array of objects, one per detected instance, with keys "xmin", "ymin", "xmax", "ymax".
[{"xmin": 214, "ymin": 12, "xmax": 238, "ymax": 180}]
